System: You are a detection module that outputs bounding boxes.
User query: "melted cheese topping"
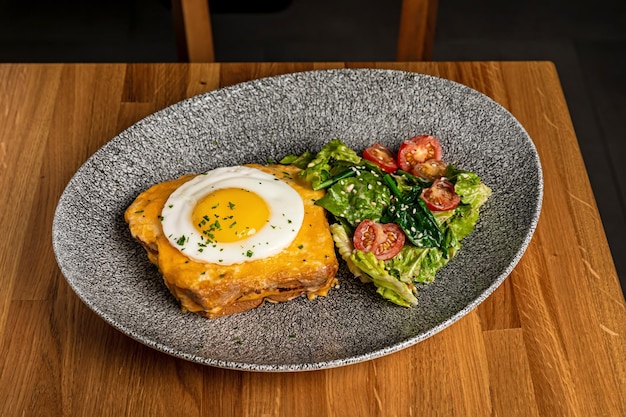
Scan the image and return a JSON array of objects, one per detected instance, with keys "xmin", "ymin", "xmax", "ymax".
[{"xmin": 125, "ymin": 164, "xmax": 339, "ymax": 317}]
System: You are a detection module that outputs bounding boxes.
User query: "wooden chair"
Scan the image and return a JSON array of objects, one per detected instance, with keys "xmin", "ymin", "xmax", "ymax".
[{"xmin": 171, "ymin": 0, "xmax": 438, "ymax": 62}]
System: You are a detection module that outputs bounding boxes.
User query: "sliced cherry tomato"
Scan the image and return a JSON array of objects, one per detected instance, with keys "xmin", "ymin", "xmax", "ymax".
[
  {"xmin": 362, "ymin": 143, "xmax": 398, "ymax": 173},
  {"xmin": 353, "ymin": 219, "xmax": 405, "ymax": 261},
  {"xmin": 353, "ymin": 219, "xmax": 378, "ymax": 253},
  {"xmin": 412, "ymin": 159, "xmax": 448, "ymax": 181},
  {"xmin": 397, "ymin": 135, "xmax": 443, "ymax": 172},
  {"xmin": 420, "ymin": 178, "xmax": 460, "ymax": 212}
]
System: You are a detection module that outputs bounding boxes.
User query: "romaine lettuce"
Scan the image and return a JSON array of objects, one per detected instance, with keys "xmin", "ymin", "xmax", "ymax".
[
  {"xmin": 329, "ymin": 223, "xmax": 366, "ymax": 281},
  {"xmin": 296, "ymin": 139, "xmax": 362, "ymax": 189},
  {"xmin": 455, "ymin": 171, "xmax": 492, "ymax": 208},
  {"xmin": 444, "ymin": 171, "xmax": 492, "ymax": 241},
  {"xmin": 350, "ymin": 250, "xmax": 418, "ymax": 307}
]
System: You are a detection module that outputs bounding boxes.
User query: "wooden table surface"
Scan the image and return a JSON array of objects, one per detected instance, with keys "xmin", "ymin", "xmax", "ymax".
[{"xmin": 1, "ymin": 62, "xmax": 624, "ymax": 417}]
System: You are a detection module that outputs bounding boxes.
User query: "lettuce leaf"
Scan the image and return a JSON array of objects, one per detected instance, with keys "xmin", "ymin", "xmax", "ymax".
[
  {"xmin": 316, "ymin": 170, "xmax": 390, "ymax": 227},
  {"xmin": 385, "ymin": 244, "xmax": 451, "ymax": 284},
  {"xmin": 385, "ymin": 244, "xmax": 428, "ymax": 283},
  {"xmin": 443, "ymin": 171, "xmax": 492, "ymax": 241},
  {"xmin": 350, "ymin": 250, "xmax": 418, "ymax": 307},
  {"xmin": 454, "ymin": 171, "xmax": 492, "ymax": 208},
  {"xmin": 279, "ymin": 151, "xmax": 314, "ymax": 169},
  {"xmin": 297, "ymin": 139, "xmax": 362, "ymax": 189},
  {"xmin": 329, "ymin": 223, "xmax": 366, "ymax": 281}
]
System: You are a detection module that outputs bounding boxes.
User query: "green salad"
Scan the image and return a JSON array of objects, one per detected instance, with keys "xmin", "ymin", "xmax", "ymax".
[{"xmin": 280, "ymin": 135, "xmax": 492, "ymax": 307}]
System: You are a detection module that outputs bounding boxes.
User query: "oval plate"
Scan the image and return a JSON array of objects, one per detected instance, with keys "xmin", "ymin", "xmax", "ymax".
[{"xmin": 52, "ymin": 69, "xmax": 542, "ymax": 371}]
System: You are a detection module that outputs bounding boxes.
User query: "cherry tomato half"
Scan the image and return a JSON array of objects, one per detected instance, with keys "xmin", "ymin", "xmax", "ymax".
[
  {"xmin": 353, "ymin": 219, "xmax": 405, "ymax": 261},
  {"xmin": 362, "ymin": 143, "xmax": 398, "ymax": 173},
  {"xmin": 412, "ymin": 159, "xmax": 448, "ymax": 181},
  {"xmin": 397, "ymin": 135, "xmax": 443, "ymax": 172},
  {"xmin": 420, "ymin": 178, "xmax": 460, "ymax": 212}
]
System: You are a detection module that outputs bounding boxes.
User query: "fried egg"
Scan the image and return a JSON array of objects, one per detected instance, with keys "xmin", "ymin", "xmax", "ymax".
[{"xmin": 160, "ymin": 165, "xmax": 305, "ymax": 265}]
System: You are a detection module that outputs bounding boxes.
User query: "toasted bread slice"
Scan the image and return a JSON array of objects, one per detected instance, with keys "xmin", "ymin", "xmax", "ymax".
[{"xmin": 125, "ymin": 164, "xmax": 339, "ymax": 318}]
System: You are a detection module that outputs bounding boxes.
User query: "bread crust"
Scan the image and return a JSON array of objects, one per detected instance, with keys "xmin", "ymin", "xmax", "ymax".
[{"xmin": 125, "ymin": 164, "xmax": 339, "ymax": 318}]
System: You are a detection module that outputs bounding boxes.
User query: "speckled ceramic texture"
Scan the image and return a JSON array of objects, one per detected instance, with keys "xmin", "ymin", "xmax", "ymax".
[{"xmin": 52, "ymin": 69, "xmax": 543, "ymax": 372}]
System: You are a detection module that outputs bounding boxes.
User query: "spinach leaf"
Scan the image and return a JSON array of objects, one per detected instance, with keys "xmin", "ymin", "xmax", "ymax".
[{"xmin": 381, "ymin": 174, "xmax": 444, "ymax": 249}]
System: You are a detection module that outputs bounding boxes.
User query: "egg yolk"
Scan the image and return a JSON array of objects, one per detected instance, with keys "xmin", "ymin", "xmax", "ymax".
[{"xmin": 191, "ymin": 188, "xmax": 270, "ymax": 243}]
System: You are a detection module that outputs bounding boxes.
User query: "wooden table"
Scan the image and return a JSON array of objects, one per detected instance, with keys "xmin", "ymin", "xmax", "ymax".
[{"xmin": 1, "ymin": 62, "xmax": 625, "ymax": 416}]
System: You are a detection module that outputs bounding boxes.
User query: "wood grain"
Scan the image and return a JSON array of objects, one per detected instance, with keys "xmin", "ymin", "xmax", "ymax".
[
  {"xmin": 171, "ymin": 0, "xmax": 215, "ymax": 62},
  {"xmin": 0, "ymin": 62, "xmax": 624, "ymax": 417},
  {"xmin": 396, "ymin": 0, "xmax": 439, "ymax": 61}
]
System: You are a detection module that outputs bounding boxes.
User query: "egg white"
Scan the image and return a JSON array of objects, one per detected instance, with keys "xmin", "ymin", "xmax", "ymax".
[{"xmin": 160, "ymin": 166, "xmax": 305, "ymax": 265}]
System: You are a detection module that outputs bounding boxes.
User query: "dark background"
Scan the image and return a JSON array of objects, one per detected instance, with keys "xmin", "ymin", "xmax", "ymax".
[{"xmin": 1, "ymin": 0, "xmax": 624, "ymax": 294}]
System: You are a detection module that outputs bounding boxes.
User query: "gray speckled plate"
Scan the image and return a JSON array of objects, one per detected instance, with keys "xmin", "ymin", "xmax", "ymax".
[{"xmin": 52, "ymin": 69, "xmax": 542, "ymax": 372}]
